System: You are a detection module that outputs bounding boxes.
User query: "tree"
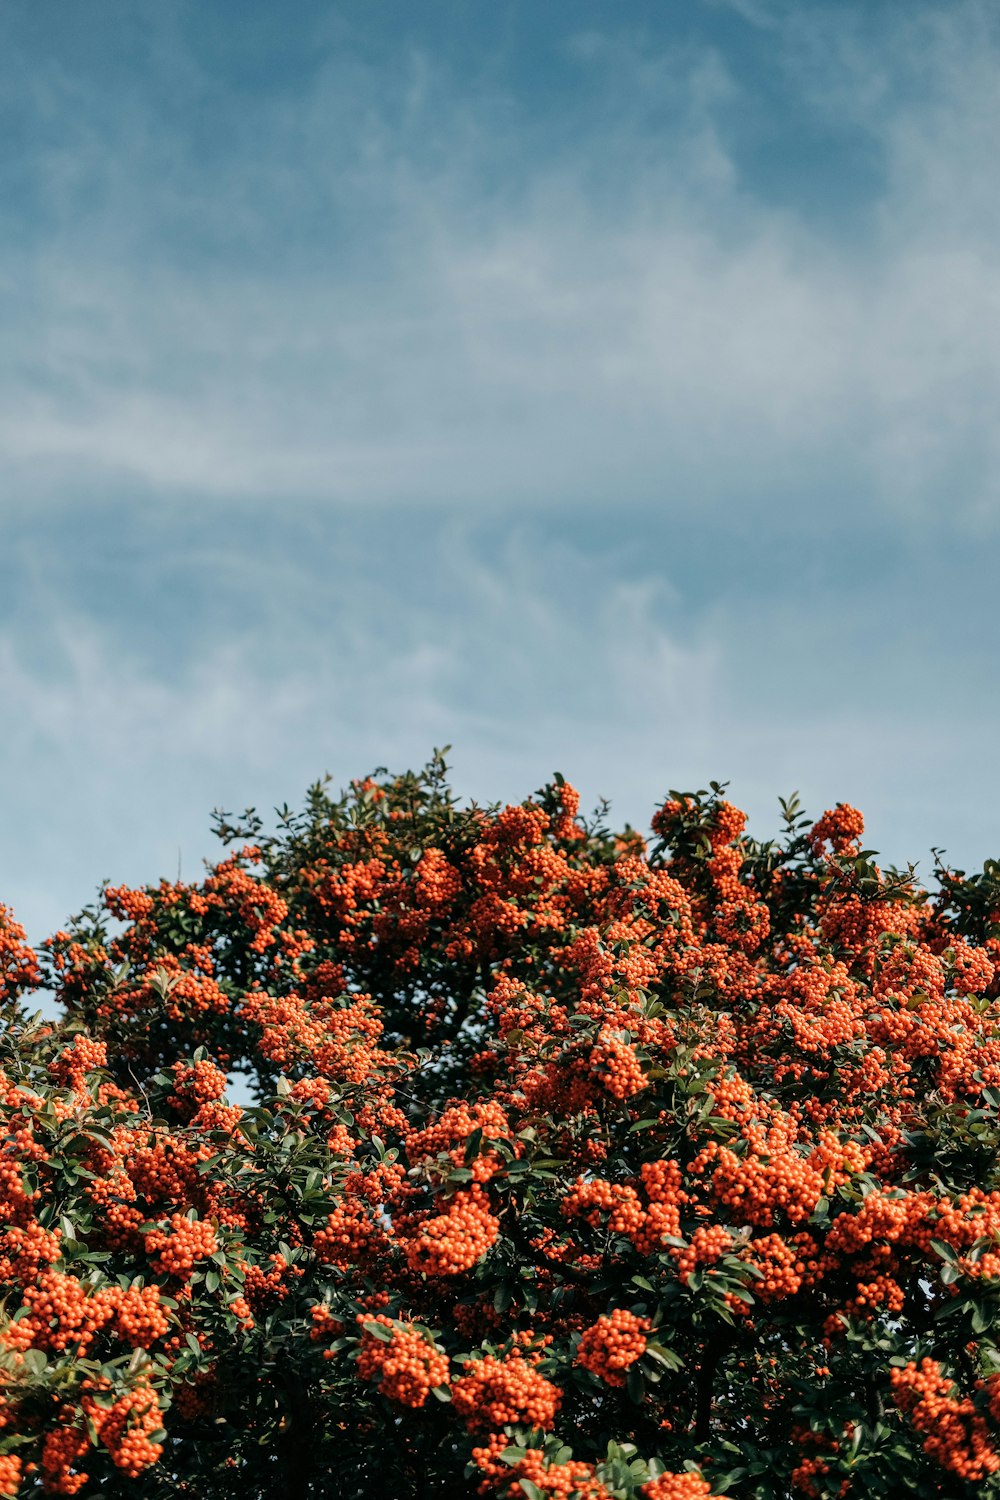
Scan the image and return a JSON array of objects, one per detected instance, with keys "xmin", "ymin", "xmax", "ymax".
[{"xmin": 2, "ymin": 753, "xmax": 1000, "ymax": 1498}]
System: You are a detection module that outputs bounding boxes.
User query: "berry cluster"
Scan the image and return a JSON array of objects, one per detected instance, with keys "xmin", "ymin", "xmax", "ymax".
[
  {"xmin": 81, "ymin": 1377, "xmax": 164, "ymax": 1479},
  {"xmin": 642, "ymin": 1476, "xmax": 722, "ymax": 1500},
  {"xmin": 575, "ymin": 1310, "xmax": 651, "ymax": 1387},
  {"xmin": 891, "ymin": 1359, "xmax": 999, "ymax": 1483},
  {"xmin": 356, "ymin": 1316, "xmax": 449, "ymax": 1408},
  {"xmin": 144, "ymin": 1214, "xmax": 219, "ymax": 1279},
  {"xmin": 402, "ymin": 1186, "xmax": 500, "ymax": 1277},
  {"xmin": 451, "ymin": 1351, "xmax": 562, "ymax": 1431}
]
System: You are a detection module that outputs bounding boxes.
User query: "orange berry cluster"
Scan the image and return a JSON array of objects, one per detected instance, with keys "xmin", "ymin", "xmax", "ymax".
[
  {"xmin": 562, "ymin": 1177, "xmax": 645, "ymax": 1240},
  {"xmin": 16, "ymin": 1270, "xmax": 106, "ymax": 1355},
  {"xmin": 308, "ymin": 1302, "xmax": 344, "ymax": 1342},
  {"xmin": 240, "ymin": 1252, "xmax": 302, "ymax": 1313},
  {"xmin": 168, "ymin": 1057, "xmax": 228, "ymax": 1119},
  {"xmin": 49, "ymin": 1034, "xmax": 107, "ymax": 1094},
  {"xmin": 356, "ymin": 1316, "xmax": 449, "ymax": 1408},
  {"xmin": 671, "ymin": 1224, "xmax": 734, "ymax": 1286},
  {"xmin": 100, "ymin": 1282, "xmax": 171, "ymax": 1347},
  {"xmin": 1, "ymin": 1273, "xmax": 171, "ymax": 1361},
  {"xmin": 405, "ymin": 1099, "xmax": 511, "ymax": 1184},
  {"xmin": 890, "ymin": 1359, "xmax": 999, "ymax": 1483},
  {"xmin": 413, "ymin": 847, "xmax": 462, "ymax": 911},
  {"xmin": 451, "ymin": 1351, "xmax": 562, "ymax": 1432},
  {"xmin": 0, "ymin": 1221, "xmax": 61, "ymax": 1281},
  {"xmin": 81, "ymin": 1376, "xmax": 164, "ymax": 1478},
  {"xmin": 575, "ymin": 1309, "xmax": 651, "ymax": 1386},
  {"xmin": 808, "ymin": 803, "xmax": 865, "ymax": 857},
  {"xmin": 471, "ymin": 1435, "xmax": 610, "ymax": 1498},
  {"xmin": 790, "ymin": 1454, "xmax": 831, "ymax": 1498},
  {"xmin": 690, "ymin": 1132, "xmax": 824, "ymax": 1228},
  {"xmin": 0, "ymin": 1455, "xmax": 21, "ymax": 1498},
  {"xmin": 0, "ymin": 903, "xmax": 41, "ymax": 999},
  {"xmin": 144, "ymin": 1214, "xmax": 219, "ymax": 1278},
  {"xmin": 743, "ymin": 1232, "xmax": 820, "ymax": 1304},
  {"xmin": 403, "ymin": 1185, "xmax": 499, "ymax": 1276},
  {"xmin": 40, "ymin": 1421, "xmax": 90, "ymax": 1495},
  {"xmin": 314, "ymin": 1199, "xmax": 389, "ymax": 1273},
  {"xmin": 204, "ymin": 855, "xmax": 289, "ymax": 952},
  {"xmin": 642, "ymin": 1474, "xmax": 722, "ymax": 1500},
  {"xmin": 590, "ymin": 1027, "xmax": 647, "ymax": 1100}
]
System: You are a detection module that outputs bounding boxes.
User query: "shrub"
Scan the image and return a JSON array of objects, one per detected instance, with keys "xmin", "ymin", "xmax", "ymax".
[{"xmin": 1, "ymin": 754, "xmax": 1000, "ymax": 1497}]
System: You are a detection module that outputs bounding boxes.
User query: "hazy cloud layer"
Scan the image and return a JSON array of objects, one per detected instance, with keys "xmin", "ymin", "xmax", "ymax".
[
  {"xmin": 4, "ymin": 508, "xmax": 997, "ymax": 944},
  {"xmin": 2, "ymin": 0, "xmax": 999, "ymax": 942},
  {"xmin": 2, "ymin": 2, "xmax": 999, "ymax": 522}
]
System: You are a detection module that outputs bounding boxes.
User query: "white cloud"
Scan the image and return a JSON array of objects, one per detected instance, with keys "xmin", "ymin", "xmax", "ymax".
[
  {"xmin": 1, "ymin": 5, "xmax": 999, "ymax": 524},
  {"xmin": 700, "ymin": 0, "xmax": 778, "ymax": 29},
  {"xmin": 4, "ymin": 527, "xmax": 998, "ymax": 949},
  {"xmin": 4, "ymin": 2, "xmax": 1000, "ymax": 956}
]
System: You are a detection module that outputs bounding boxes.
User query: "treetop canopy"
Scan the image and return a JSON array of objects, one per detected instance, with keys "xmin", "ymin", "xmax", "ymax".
[{"xmin": 2, "ymin": 754, "xmax": 1000, "ymax": 1498}]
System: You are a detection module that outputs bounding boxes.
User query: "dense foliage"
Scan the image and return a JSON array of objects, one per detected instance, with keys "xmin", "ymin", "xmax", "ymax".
[{"xmin": 3, "ymin": 754, "xmax": 1000, "ymax": 1498}]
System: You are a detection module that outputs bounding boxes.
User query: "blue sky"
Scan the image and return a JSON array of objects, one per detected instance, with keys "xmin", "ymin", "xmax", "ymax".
[{"xmin": 3, "ymin": 0, "xmax": 1000, "ymax": 943}]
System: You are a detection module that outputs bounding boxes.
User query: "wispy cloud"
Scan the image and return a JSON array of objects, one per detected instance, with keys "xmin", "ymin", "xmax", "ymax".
[
  {"xmin": 3, "ymin": 1, "xmax": 1000, "ymax": 946},
  {"xmin": 2, "ymin": 3, "xmax": 999, "ymax": 524},
  {"xmin": 4, "ymin": 513, "xmax": 998, "ymax": 945}
]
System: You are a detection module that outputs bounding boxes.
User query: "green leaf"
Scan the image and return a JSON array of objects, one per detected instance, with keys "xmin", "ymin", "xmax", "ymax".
[
  {"xmin": 725, "ymin": 1284, "xmax": 756, "ymax": 1304},
  {"xmin": 972, "ymin": 1303, "xmax": 993, "ymax": 1334},
  {"xmin": 645, "ymin": 1343, "xmax": 683, "ymax": 1370}
]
